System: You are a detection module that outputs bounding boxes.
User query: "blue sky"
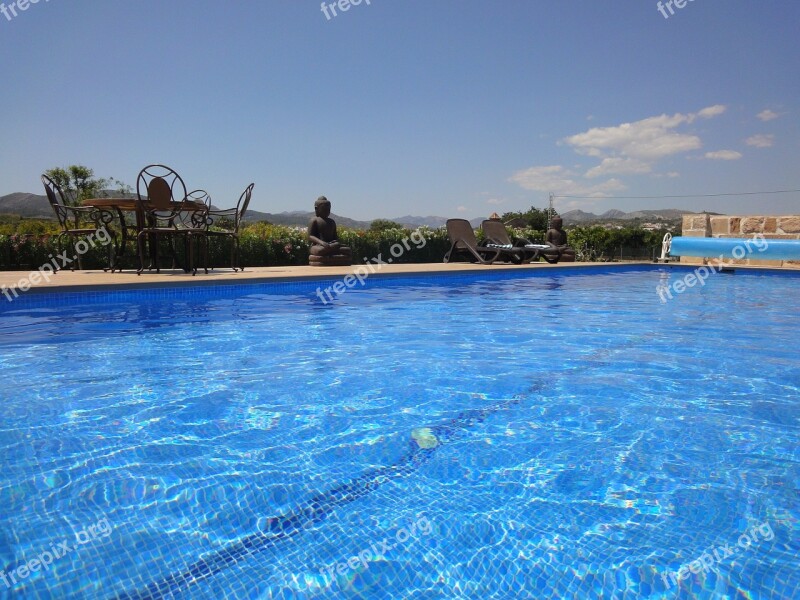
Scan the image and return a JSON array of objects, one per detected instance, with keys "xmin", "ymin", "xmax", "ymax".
[{"xmin": 1, "ymin": 0, "xmax": 798, "ymax": 220}]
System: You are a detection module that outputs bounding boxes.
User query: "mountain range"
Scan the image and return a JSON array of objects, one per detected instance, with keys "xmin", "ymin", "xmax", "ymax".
[
  {"xmin": 559, "ymin": 208, "xmax": 695, "ymax": 223},
  {"xmin": 0, "ymin": 192, "xmax": 693, "ymax": 228}
]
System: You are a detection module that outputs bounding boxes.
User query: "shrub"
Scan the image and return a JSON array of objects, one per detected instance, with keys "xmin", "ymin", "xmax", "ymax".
[{"xmin": 0, "ymin": 217, "xmax": 669, "ymax": 270}]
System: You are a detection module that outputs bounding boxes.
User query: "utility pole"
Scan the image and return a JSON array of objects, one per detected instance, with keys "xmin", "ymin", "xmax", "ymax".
[{"xmin": 547, "ymin": 193, "xmax": 554, "ymax": 230}]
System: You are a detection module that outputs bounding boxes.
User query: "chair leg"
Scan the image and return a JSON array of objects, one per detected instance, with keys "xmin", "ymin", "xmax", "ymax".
[
  {"xmin": 55, "ymin": 233, "xmax": 66, "ymax": 273},
  {"xmin": 153, "ymin": 235, "xmax": 161, "ymax": 273},
  {"xmin": 104, "ymin": 232, "xmax": 118, "ymax": 272},
  {"xmin": 113, "ymin": 209, "xmax": 127, "ymax": 272},
  {"xmin": 443, "ymin": 242, "xmax": 457, "ymax": 263},
  {"xmin": 200, "ymin": 235, "xmax": 208, "ymax": 275},
  {"xmin": 66, "ymin": 235, "xmax": 80, "ymax": 271},
  {"xmin": 188, "ymin": 234, "xmax": 195, "ymax": 276},
  {"xmin": 137, "ymin": 233, "xmax": 146, "ymax": 275},
  {"xmin": 168, "ymin": 237, "xmax": 177, "ymax": 270},
  {"xmin": 233, "ymin": 237, "xmax": 241, "ymax": 272},
  {"xmin": 68, "ymin": 235, "xmax": 78, "ymax": 271},
  {"xmin": 467, "ymin": 246, "xmax": 498, "ymax": 265}
]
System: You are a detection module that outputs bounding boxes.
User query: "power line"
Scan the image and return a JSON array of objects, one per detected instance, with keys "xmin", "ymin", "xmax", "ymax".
[{"xmin": 552, "ymin": 189, "xmax": 800, "ymax": 200}]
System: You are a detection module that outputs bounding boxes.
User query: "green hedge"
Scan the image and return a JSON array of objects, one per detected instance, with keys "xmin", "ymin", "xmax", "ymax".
[
  {"xmin": 0, "ymin": 221, "xmax": 671, "ymax": 271},
  {"xmin": 0, "ymin": 234, "xmax": 116, "ymax": 271},
  {"xmin": 237, "ymin": 224, "xmax": 452, "ymax": 267},
  {"xmin": 0, "ymin": 225, "xmax": 453, "ymax": 271}
]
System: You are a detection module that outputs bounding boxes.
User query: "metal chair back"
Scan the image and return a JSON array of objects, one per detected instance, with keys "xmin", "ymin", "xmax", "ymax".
[
  {"xmin": 187, "ymin": 189, "xmax": 211, "ymax": 207},
  {"xmin": 40, "ymin": 174, "xmax": 71, "ymax": 230},
  {"xmin": 136, "ymin": 165, "xmax": 188, "ymax": 212},
  {"xmin": 234, "ymin": 183, "xmax": 255, "ymax": 232},
  {"xmin": 147, "ymin": 177, "xmax": 173, "ymax": 210},
  {"xmin": 182, "ymin": 190, "xmax": 212, "ymax": 228}
]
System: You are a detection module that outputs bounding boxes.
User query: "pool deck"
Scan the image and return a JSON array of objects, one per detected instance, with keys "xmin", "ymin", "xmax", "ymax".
[{"xmin": 0, "ymin": 261, "xmax": 659, "ymax": 296}]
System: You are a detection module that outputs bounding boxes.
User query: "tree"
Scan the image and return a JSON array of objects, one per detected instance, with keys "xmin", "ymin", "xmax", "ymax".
[
  {"xmin": 370, "ymin": 219, "xmax": 404, "ymax": 231},
  {"xmin": 500, "ymin": 206, "xmax": 557, "ymax": 231},
  {"xmin": 43, "ymin": 165, "xmax": 130, "ymax": 207}
]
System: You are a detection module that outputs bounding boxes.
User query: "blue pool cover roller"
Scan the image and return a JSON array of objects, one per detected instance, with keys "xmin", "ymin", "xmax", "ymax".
[{"xmin": 669, "ymin": 236, "xmax": 800, "ymax": 260}]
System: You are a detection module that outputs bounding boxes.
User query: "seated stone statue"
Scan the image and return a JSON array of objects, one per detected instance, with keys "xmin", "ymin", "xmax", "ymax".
[
  {"xmin": 308, "ymin": 196, "xmax": 352, "ymax": 266},
  {"xmin": 545, "ymin": 216, "xmax": 576, "ymax": 262}
]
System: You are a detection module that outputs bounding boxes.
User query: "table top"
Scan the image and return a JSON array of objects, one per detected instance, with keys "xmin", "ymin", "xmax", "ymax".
[{"xmin": 83, "ymin": 198, "xmax": 206, "ymax": 210}]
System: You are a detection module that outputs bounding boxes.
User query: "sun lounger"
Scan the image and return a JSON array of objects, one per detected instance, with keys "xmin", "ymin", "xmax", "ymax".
[
  {"xmin": 480, "ymin": 220, "xmax": 561, "ymax": 264},
  {"xmin": 443, "ymin": 219, "xmax": 524, "ymax": 264}
]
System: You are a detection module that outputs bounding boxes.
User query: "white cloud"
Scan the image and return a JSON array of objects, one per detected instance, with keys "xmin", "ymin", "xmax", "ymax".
[
  {"xmin": 585, "ymin": 157, "xmax": 652, "ymax": 178},
  {"xmin": 509, "ymin": 105, "xmax": 728, "ymax": 199},
  {"xmin": 704, "ymin": 150, "xmax": 742, "ymax": 160},
  {"xmin": 695, "ymin": 105, "xmax": 727, "ymax": 120},
  {"xmin": 457, "ymin": 205, "xmax": 469, "ymax": 213},
  {"xmin": 746, "ymin": 134, "xmax": 774, "ymax": 148},
  {"xmin": 563, "ymin": 105, "xmax": 726, "ymax": 162},
  {"xmin": 508, "ymin": 165, "xmax": 625, "ymax": 197},
  {"xmin": 486, "ymin": 198, "xmax": 505, "ymax": 205},
  {"xmin": 757, "ymin": 109, "xmax": 779, "ymax": 122}
]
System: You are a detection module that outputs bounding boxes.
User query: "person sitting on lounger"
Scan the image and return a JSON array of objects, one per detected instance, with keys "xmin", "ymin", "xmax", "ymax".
[
  {"xmin": 308, "ymin": 196, "xmax": 352, "ymax": 265},
  {"xmin": 545, "ymin": 216, "xmax": 576, "ymax": 262}
]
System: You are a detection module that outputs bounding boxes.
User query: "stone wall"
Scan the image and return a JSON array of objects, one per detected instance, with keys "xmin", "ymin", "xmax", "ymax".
[{"xmin": 680, "ymin": 214, "xmax": 800, "ymax": 267}]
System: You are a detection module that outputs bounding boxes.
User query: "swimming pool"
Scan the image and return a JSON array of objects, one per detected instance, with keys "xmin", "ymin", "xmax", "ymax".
[{"xmin": 0, "ymin": 265, "xmax": 797, "ymax": 599}]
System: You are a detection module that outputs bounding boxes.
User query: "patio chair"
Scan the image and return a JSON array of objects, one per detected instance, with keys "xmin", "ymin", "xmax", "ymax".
[
  {"xmin": 40, "ymin": 174, "xmax": 116, "ymax": 271},
  {"xmin": 481, "ymin": 220, "xmax": 560, "ymax": 264},
  {"xmin": 443, "ymin": 218, "xmax": 524, "ymax": 264},
  {"xmin": 186, "ymin": 189, "xmax": 212, "ymax": 209},
  {"xmin": 204, "ymin": 183, "xmax": 254, "ymax": 271},
  {"xmin": 179, "ymin": 190, "xmax": 212, "ymax": 229},
  {"xmin": 135, "ymin": 165, "xmax": 207, "ymax": 275}
]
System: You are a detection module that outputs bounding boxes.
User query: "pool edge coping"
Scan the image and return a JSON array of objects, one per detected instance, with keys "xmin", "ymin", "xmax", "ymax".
[
  {"xmin": 1, "ymin": 260, "xmax": 798, "ymax": 301},
  {"xmin": 0, "ymin": 261, "xmax": 647, "ymax": 297}
]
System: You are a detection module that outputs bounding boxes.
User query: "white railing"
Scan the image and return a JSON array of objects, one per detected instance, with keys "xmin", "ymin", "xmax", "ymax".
[{"xmin": 656, "ymin": 233, "xmax": 673, "ymax": 263}]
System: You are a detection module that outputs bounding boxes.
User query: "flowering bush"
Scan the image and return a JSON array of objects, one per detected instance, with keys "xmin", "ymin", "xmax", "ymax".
[
  {"xmin": 233, "ymin": 224, "xmax": 451, "ymax": 267},
  {"xmin": 0, "ymin": 217, "xmax": 669, "ymax": 270}
]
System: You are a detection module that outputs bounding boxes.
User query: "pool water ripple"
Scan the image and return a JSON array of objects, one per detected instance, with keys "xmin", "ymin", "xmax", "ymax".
[{"xmin": 0, "ymin": 267, "xmax": 798, "ymax": 599}]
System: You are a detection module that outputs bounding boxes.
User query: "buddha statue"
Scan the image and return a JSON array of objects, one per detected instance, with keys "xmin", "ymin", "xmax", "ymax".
[
  {"xmin": 308, "ymin": 196, "xmax": 352, "ymax": 266},
  {"xmin": 545, "ymin": 216, "xmax": 576, "ymax": 262}
]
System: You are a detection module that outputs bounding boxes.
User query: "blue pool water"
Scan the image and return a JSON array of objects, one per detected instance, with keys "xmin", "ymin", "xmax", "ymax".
[{"xmin": 0, "ymin": 265, "xmax": 798, "ymax": 599}]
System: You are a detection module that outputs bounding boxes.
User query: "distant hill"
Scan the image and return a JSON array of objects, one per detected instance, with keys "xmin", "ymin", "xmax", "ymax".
[
  {"xmin": 243, "ymin": 210, "xmax": 373, "ymax": 229},
  {"xmin": 0, "ymin": 192, "xmax": 701, "ymax": 230},
  {"xmin": 560, "ymin": 208, "xmax": 699, "ymax": 225},
  {"xmin": 393, "ymin": 215, "xmax": 448, "ymax": 228},
  {"xmin": 0, "ymin": 193, "xmax": 376, "ymax": 228},
  {"xmin": 240, "ymin": 212, "xmax": 486, "ymax": 229},
  {"xmin": 0, "ymin": 193, "xmax": 52, "ymax": 218},
  {"xmin": 558, "ymin": 209, "xmax": 596, "ymax": 223},
  {"xmin": 0, "ymin": 191, "xmax": 138, "ymax": 220}
]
